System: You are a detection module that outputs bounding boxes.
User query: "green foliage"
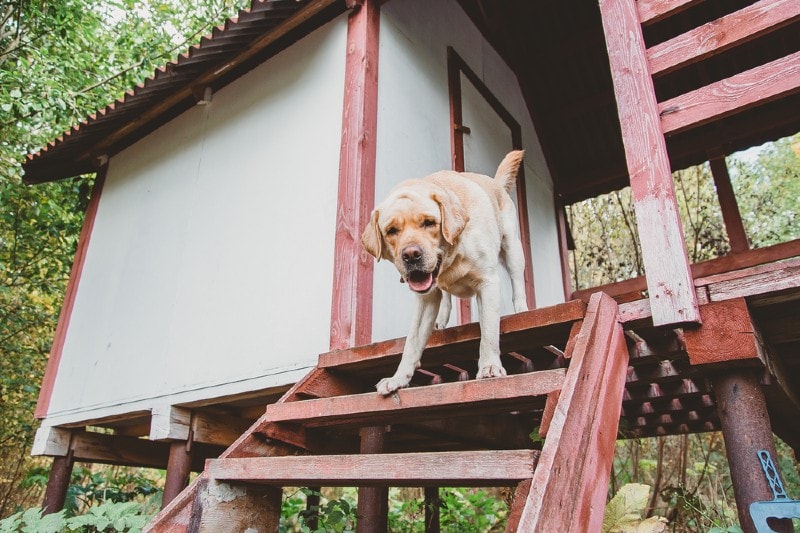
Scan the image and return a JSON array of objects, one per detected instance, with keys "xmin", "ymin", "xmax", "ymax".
[
  {"xmin": 0, "ymin": 501, "xmax": 153, "ymax": 533},
  {"xmin": 0, "ymin": 0, "xmax": 246, "ymax": 518},
  {"xmin": 279, "ymin": 487, "xmax": 507, "ymax": 532},
  {"xmin": 603, "ymin": 483, "xmax": 668, "ymax": 533}
]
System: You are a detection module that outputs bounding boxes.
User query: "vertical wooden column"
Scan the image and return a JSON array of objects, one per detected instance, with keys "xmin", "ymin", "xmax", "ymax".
[
  {"xmin": 330, "ymin": 0, "xmax": 380, "ymax": 351},
  {"xmin": 708, "ymin": 153, "xmax": 749, "ymax": 253},
  {"xmin": 598, "ymin": 0, "xmax": 700, "ymax": 326},
  {"xmin": 357, "ymin": 426, "xmax": 388, "ymax": 533},
  {"xmin": 713, "ymin": 370, "xmax": 792, "ymax": 533},
  {"xmin": 554, "ymin": 196, "xmax": 573, "ymax": 300},
  {"xmin": 162, "ymin": 441, "xmax": 193, "ymax": 508},
  {"xmin": 42, "ymin": 454, "xmax": 74, "ymax": 515}
]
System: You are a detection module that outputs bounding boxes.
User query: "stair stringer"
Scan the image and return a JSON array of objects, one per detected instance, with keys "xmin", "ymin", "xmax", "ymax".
[{"xmin": 510, "ymin": 291, "xmax": 629, "ymax": 531}]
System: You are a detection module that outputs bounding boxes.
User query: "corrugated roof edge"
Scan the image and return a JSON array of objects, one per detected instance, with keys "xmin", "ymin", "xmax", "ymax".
[{"xmin": 23, "ymin": 0, "xmax": 346, "ymax": 184}]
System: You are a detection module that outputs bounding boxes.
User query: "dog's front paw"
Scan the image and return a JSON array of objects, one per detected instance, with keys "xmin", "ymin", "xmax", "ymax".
[
  {"xmin": 477, "ymin": 364, "xmax": 507, "ymax": 379},
  {"xmin": 376, "ymin": 375, "xmax": 411, "ymax": 395}
]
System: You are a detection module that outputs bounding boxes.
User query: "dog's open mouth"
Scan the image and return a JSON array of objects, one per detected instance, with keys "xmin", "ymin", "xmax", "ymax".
[{"xmin": 405, "ymin": 261, "xmax": 441, "ymax": 293}]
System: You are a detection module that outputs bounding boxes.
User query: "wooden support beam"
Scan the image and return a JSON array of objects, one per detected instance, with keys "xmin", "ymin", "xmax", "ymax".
[
  {"xmin": 646, "ymin": 0, "xmax": 800, "ymax": 77},
  {"xmin": 163, "ymin": 441, "xmax": 192, "ymax": 509},
  {"xmin": 42, "ymin": 455, "xmax": 74, "ymax": 515},
  {"xmin": 330, "ymin": 0, "xmax": 380, "ymax": 350},
  {"xmin": 264, "ymin": 369, "xmax": 564, "ymax": 428},
  {"xmin": 713, "ymin": 371, "xmax": 793, "ymax": 533},
  {"xmin": 708, "ymin": 154, "xmax": 749, "ymax": 254},
  {"xmin": 358, "ymin": 426, "xmax": 388, "ymax": 533},
  {"xmin": 150, "ymin": 405, "xmax": 253, "ymax": 447},
  {"xmin": 424, "ymin": 487, "xmax": 440, "ymax": 533},
  {"xmin": 599, "ymin": 0, "xmax": 700, "ymax": 326},
  {"xmin": 207, "ymin": 450, "xmax": 538, "ymax": 486},
  {"xmin": 517, "ymin": 292, "xmax": 629, "ymax": 530},
  {"xmin": 660, "ymin": 51, "xmax": 800, "ymax": 136},
  {"xmin": 683, "ymin": 298, "xmax": 765, "ymax": 366}
]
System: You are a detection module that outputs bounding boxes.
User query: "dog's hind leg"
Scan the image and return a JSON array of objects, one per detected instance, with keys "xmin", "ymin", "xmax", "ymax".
[
  {"xmin": 435, "ymin": 291, "xmax": 452, "ymax": 329},
  {"xmin": 376, "ymin": 289, "xmax": 442, "ymax": 395},
  {"xmin": 500, "ymin": 210, "xmax": 529, "ymax": 313},
  {"xmin": 475, "ymin": 273, "xmax": 507, "ymax": 379}
]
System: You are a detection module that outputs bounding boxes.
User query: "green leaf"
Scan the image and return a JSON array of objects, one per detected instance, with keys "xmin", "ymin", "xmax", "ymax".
[{"xmin": 603, "ymin": 483, "xmax": 652, "ymax": 533}]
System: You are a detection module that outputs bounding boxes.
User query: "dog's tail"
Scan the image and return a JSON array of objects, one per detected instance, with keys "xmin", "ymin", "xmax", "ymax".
[{"xmin": 494, "ymin": 150, "xmax": 525, "ymax": 193}]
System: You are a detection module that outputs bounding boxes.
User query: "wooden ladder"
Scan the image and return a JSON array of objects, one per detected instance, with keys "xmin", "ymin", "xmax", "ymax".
[{"xmin": 145, "ymin": 292, "xmax": 628, "ymax": 532}]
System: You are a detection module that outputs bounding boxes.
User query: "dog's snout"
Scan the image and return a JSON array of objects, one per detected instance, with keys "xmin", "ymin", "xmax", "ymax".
[{"xmin": 402, "ymin": 245, "xmax": 423, "ymax": 264}]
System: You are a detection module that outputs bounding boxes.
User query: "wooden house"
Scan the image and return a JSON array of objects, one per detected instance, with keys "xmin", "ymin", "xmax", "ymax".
[{"xmin": 23, "ymin": 0, "xmax": 800, "ymax": 530}]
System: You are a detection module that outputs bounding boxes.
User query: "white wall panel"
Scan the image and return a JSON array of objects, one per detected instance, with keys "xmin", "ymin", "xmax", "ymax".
[
  {"xmin": 372, "ymin": 0, "xmax": 564, "ymax": 343},
  {"xmin": 46, "ymin": 16, "xmax": 347, "ymax": 423}
]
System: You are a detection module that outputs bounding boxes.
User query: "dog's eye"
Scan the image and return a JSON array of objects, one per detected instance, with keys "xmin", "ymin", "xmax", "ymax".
[
  {"xmin": 385, "ymin": 226, "xmax": 399, "ymax": 236},
  {"xmin": 423, "ymin": 219, "xmax": 436, "ymax": 228}
]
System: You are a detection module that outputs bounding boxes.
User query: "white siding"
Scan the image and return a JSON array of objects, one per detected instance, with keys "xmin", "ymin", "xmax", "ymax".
[
  {"xmin": 45, "ymin": 16, "xmax": 348, "ymax": 424},
  {"xmin": 372, "ymin": 0, "xmax": 564, "ymax": 342}
]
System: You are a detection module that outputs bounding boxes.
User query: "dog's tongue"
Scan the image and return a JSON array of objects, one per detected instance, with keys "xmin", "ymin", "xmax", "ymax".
[{"xmin": 407, "ymin": 272, "xmax": 434, "ymax": 293}]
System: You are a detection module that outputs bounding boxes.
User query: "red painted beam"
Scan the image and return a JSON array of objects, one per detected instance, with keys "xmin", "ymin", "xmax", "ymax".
[{"xmin": 330, "ymin": 0, "xmax": 380, "ymax": 350}]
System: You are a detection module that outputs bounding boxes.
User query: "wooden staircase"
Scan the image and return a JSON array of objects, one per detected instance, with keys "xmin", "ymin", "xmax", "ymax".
[{"xmin": 145, "ymin": 292, "xmax": 628, "ymax": 532}]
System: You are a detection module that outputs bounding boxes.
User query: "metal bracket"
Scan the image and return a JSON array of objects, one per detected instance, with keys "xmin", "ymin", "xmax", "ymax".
[{"xmin": 749, "ymin": 450, "xmax": 800, "ymax": 532}]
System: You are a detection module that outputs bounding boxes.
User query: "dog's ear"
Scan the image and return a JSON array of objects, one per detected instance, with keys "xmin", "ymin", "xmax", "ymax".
[
  {"xmin": 432, "ymin": 190, "xmax": 468, "ymax": 244},
  {"xmin": 361, "ymin": 209, "xmax": 383, "ymax": 260}
]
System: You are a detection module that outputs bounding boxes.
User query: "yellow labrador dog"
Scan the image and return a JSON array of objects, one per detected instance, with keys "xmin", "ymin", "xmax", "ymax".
[{"xmin": 362, "ymin": 150, "xmax": 529, "ymax": 395}]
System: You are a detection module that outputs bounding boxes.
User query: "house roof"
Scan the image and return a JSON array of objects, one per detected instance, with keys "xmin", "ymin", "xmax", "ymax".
[
  {"xmin": 24, "ymin": 0, "xmax": 800, "ymax": 204},
  {"xmin": 22, "ymin": 0, "xmax": 346, "ymax": 184}
]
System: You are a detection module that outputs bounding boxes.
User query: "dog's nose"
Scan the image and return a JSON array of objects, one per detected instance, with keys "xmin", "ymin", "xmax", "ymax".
[{"xmin": 402, "ymin": 245, "xmax": 423, "ymax": 264}]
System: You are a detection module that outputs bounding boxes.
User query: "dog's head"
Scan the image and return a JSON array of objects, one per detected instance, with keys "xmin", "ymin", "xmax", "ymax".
[{"xmin": 362, "ymin": 180, "xmax": 467, "ymax": 294}]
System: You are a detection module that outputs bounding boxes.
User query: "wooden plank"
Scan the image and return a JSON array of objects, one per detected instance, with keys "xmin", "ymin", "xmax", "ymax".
[
  {"xmin": 264, "ymin": 370, "xmax": 565, "ymax": 428},
  {"xmin": 517, "ymin": 292, "xmax": 628, "ymax": 530},
  {"xmin": 683, "ymin": 299, "xmax": 764, "ymax": 366},
  {"xmin": 573, "ymin": 239, "xmax": 800, "ymax": 301},
  {"xmin": 329, "ymin": 0, "xmax": 380, "ymax": 350},
  {"xmin": 636, "ymin": 0, "xmax": 705, "ymax": 26},
  {"xmin": 36, "ymin": 167, "xmax": 107, "ymax": 418},
  {"xmin": 695, "ymin": 256, "xmax": 800, "ymax": 287},
  {"xmin": 706, "ymin": 262, "xmax": 800, "ymax": 302},
  {"xmin": 599, "ymin": 0, "xmax": 700, "ymax": 326},
  {"xmin": 660, "ymin": 51, "xmax": 800, "ymax": 136},
  {"xmin": 208, "ymin": 450, "xmax": 538, "ymax": 486},
  {"xmin": 647, "ymin": 0, "xmax": 800, "ymax": 77},
  {"xmin": 319, "ymin": 300, "xmax": 586, "ymax": 372}
]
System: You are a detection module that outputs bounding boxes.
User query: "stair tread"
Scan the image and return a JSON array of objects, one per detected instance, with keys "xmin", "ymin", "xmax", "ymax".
[
  {"xmin": 208, "ymin": 449, "xmax": 539, "ymax": 486},
  {"xmin": 263, "ymin": 369, "xmax": 566, "ymax": 428},
  {"xmin": 318, "ymin": 301, "xmax": 586, "ymax": 374}
]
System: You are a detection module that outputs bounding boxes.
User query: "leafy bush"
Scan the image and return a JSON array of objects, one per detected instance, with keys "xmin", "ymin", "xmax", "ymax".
[{"xmin": 0, "ymin": 500, "xmax": 152, "ymax": 533}]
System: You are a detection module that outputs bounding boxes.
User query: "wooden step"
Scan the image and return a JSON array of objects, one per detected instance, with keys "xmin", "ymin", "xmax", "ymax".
[
  {"xmin": 263, "ymin": 369, "xmax": 566, "ymax": 428},
  {"xmin": 318, "ymin": 300, "xmax": 586, "ymax": 375},
  {"xmin": 207, "ymin": 449, "xmax": 539, "ymax": 487}
]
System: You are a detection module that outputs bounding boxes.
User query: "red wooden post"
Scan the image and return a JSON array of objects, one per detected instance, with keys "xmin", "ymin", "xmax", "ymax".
[
  {"xmin": 598, "ymin": 0, "xmax": 700, "ymax": 326},
  {"xmin": 330, "ymin": 0, "xmax": 380, "ymax": 350},
  {"xmin": 713, "ymin": 370, "xmax": 792, "ymax": 533},
  {"xmin": 162, "ymin": 441, "xmax": 192, "ymax": 509},
  {"xmin": 357, "ymin": 426, "xmax": 388, "ymax": 533},
  {"xmin": 36, "ymin": 166, "xmax": 107, "ymax": 418},
  {"xmin": 708, "ymin": 153, "xmax": 749, "ymax": 254},
  {"xmin": 42, "ymin": 454, "xmax": 74, "ymax": 515}
]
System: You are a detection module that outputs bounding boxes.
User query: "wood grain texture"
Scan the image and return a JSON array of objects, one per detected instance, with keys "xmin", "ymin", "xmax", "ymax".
[
  {"xmin": 265, "ymin": 369, "xmax": 565, "ymax": 427},
  {"xmin": 599, "ymin": 0, "xmax": 700, "ymax": 326},
  {"xmin": 660, "ymin": 50, "xmax": 800, "ymax": 135},
  {"xmin": 683, "ymin": 299, "xmax": 763, "ymax": 366},
  {"xmin": 208, "ymin": 450, "xmax": 537, "ymax": 486},
  {"xmin": 189, "ymin": 478, "xmax": 281, "ymax": 533},
  {"xmin": 330, "ymin": 0, "xmax": 380, "ymax": 350},
  {"xmin": 517, "ymin": 292, "xmax": 628, "ymax": 530},
  {"xmin": 647, "ymin": 0, "xmax": 800, "ymax": 77},
  {"xmin": 636, "ymin": 0, "xmax": 704, "ymax": 26}
]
